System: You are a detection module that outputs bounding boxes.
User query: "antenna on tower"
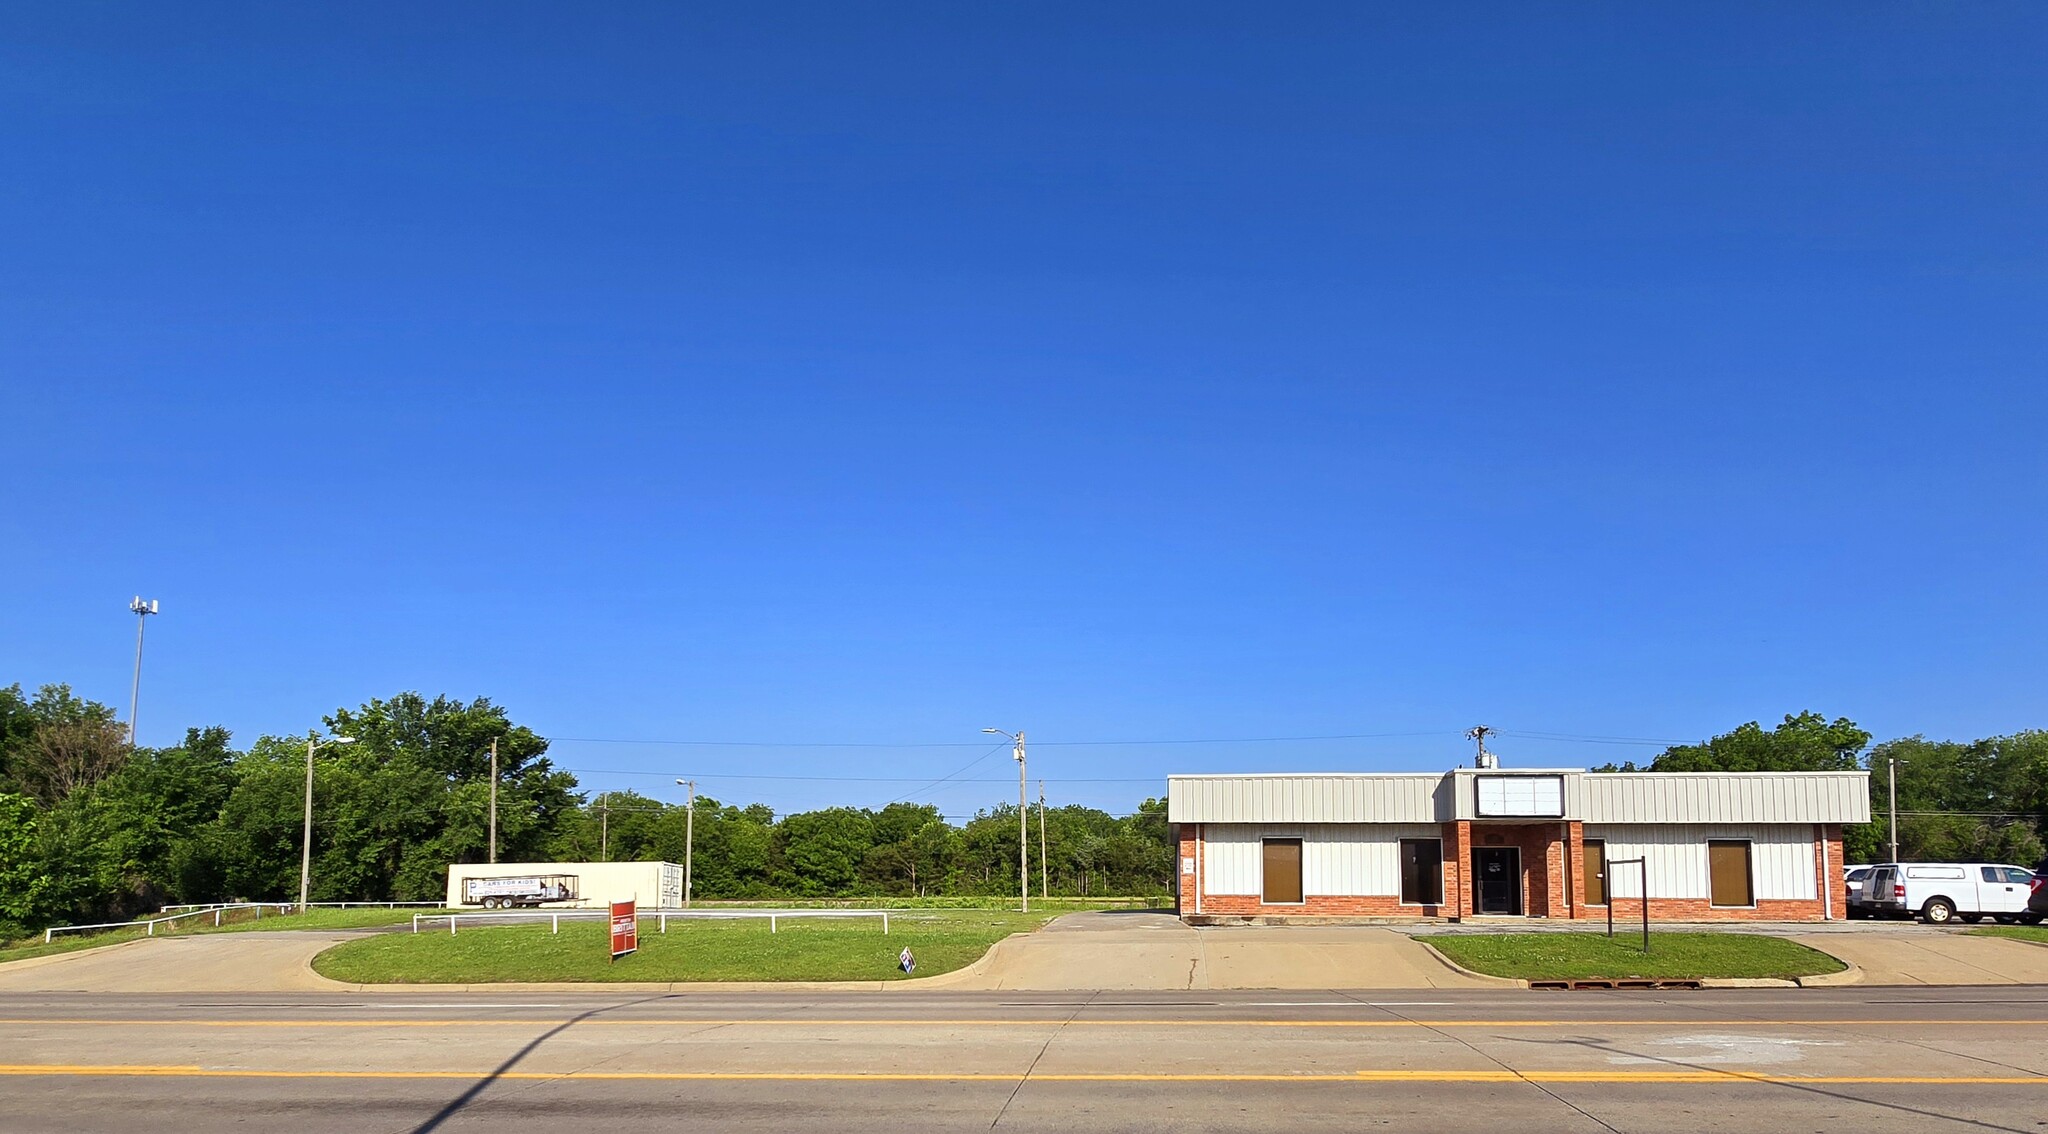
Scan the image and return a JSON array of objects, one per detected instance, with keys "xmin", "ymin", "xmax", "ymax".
[{"xmin": 1466, "ymin": 725, "xmax": 1498, "ymax": 769}]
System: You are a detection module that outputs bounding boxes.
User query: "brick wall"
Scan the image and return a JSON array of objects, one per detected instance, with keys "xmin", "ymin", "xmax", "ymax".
[{"xmin": 1176, "ymin": 820, "xmax": 1845, "ymax": 922}]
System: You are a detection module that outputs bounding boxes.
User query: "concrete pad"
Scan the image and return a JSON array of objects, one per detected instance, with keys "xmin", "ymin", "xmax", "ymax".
[
  {"xmin": 948, "ymin": 911, "xmax": 1494, "ymax": 989},
  {"xmin": 1793, "ymin": 930, "xmax": 2048, "ymax": 985},
  {"xmin": 0, "ymin": 931, "xmax": 356, "ymax": 992}
]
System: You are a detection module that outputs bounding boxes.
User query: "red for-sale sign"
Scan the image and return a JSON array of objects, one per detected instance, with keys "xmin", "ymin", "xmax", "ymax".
[{"xmin": 610, "ymin": 900, "xmax": 637, "ymax": 961}]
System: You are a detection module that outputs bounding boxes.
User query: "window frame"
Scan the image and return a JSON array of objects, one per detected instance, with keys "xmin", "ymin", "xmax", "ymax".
[
  {"xmin": 1398, "ymin": 837, "xmax": 1444, "ymax": 906},
  {"xmin": 1706, "ymin": 838, "xmax": 1756, "ymax": 909},
  {"xmin": 1261, "ymin": 837, "xmax": 1305, "ymax": 906}
]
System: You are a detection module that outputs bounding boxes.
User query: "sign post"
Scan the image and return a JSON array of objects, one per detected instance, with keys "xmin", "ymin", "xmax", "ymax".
[{"xmin": 609, "ymin": 900, "xmax": 637, "ymax": 962}]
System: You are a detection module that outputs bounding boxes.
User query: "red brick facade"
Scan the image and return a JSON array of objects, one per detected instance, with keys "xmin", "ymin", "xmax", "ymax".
[{"xmin": 1175, "ymin": 822, "xmax": 1847, "ymax": 922}]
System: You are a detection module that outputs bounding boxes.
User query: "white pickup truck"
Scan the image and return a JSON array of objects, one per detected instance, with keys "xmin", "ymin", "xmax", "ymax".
[
  {"xmin": 1865, "ymin": 863, "xmax": 2041, "ymax": 924},
  {"xmin": 462, "ymin": 874, "xmax": 579, "ymax": 909}
]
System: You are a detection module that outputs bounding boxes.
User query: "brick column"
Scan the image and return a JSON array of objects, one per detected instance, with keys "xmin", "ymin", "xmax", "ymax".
[
  {"xmin": 1444, "ymin": 820, "xmax": 1471, "ymax": 921},
  {"xmin": 1565, "ymin": 821, "xmax": 1585, "ymax": 920}
]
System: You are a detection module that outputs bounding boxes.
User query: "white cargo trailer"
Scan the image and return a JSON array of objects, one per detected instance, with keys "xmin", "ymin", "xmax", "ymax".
[{"xmin": 447, "ymin": 861, "xmax": 685, "ymax": 909}]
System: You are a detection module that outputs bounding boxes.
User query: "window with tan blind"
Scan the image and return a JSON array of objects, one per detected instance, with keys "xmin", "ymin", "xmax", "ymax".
[
  {"xmin": 1262, "ymin": 838, "xmax": 1303, "ymax": 904},
  {"xmin": 1708, "ymin": 840, "xmax": 1753, "ymax": 907}
]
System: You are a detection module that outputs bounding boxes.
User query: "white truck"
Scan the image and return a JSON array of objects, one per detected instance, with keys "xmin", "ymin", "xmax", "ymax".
[
  {"xmin": 462, "ymin": 874, "xmax": 579, "ymax": 909},
  {"xmin": 1865, "ymin": 862, "xmax": 2039, "ymax": 924}
]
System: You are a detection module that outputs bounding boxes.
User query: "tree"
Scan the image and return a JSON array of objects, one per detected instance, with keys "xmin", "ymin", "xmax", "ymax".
[
  {"xmin": 775, "ymin": 808, "xmax": 874, "ymax": 895},
  {"xmin": 1599, "ymin": 712, "xmax": 1870, "ymax": 774},
  {"xmin": 9, "ymin": 686, "xmax": 128, "ymax": 805},
  {"xmin": 0, "ymin": 793, "xmax": 51, "ymax": 933}
]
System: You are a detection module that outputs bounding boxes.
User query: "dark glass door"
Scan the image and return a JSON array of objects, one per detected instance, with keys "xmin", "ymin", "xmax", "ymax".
[{"xmin": 1473, "ymin": 847, "xmax": 1522, "ymax": 915}]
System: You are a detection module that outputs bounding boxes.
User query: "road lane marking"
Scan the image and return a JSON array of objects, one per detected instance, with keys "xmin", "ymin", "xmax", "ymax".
[
  {"xmin": 0, "ymin": 1064, "xmax": 2042, "ymax": 1085},
  {"xmin": 0, "ymin": 1016, "xmax": 2034, "ymax": 1030}
]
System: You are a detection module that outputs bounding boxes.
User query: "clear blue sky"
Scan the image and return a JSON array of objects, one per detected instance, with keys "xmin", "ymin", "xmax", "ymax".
[{"xmin": 4, "ymin": 5, "xmax": 2043, "ymax": 818}]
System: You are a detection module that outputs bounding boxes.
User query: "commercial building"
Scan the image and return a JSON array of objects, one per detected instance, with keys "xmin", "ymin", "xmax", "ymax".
[
  {"xmin": 445, "ymin": 861, "xmax": 684, "ymax": 910},
  {"xmin": 1167, "ymin": 765, "xmax": 1868, "ymax": 922}
]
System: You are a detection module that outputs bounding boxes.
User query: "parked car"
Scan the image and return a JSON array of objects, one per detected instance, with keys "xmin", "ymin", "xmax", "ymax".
[
  {"xmin": 1865, "ymin": 863, "xmax": 2041, "ymax": 924},
  {"xmin": 1844, "ymin": 865, "xmax": 1878, "ymax": 919},
  {"xmin": 2028, "ymin": 864, "xmax": 2047, "ymax": 924}
]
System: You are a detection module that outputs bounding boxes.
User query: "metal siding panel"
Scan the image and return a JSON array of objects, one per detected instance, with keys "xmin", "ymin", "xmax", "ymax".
[{"xmin": 1583, "ymin": 825, "xmax": 1817, "ymax": 902}]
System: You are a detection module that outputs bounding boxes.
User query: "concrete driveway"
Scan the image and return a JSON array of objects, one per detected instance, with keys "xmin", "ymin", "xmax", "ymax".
[
  {"xmin": 946, "ymin": 911, "xmax": 1494, "ymax": 990},
  {"xmin": 1792, "ymin": 928, "xmax": 2048, "ymax": 985},
  {"xmin": 0, "ymin": 931, "xmax": 355, "ymax": 993}
]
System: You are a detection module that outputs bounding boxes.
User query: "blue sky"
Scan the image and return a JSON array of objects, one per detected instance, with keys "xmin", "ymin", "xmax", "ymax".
[{"xmin": 3, "ymin": 5, "xmax": 2043, "ymax": 818}]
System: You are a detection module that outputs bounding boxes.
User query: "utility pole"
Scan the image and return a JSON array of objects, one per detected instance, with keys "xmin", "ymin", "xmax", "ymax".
[
  {"xmin": 1017, "ymin": 733, "xmax": 1028, "ymax": 912},
  {"xmin": 676, "ymin": 779, "xmax": 696, "ymax": 909},
  {"xmin": 600, "ymin": 793, "xmax": 610, "ymax": 861},
  {"xmin": 1038, "ymin": 779, "xmax": 1048, "ymax": 901},
  {"xmin": 1466, "ymin": 725, "xmax": 1497, "ymax": 769},
  {"xmin": 1887, "ymin": 754, "xmax": 1899, "ymax": 862},
  {"xmin": 488, "ymin": 737, "xmax": 499, "ymax": 864},
  {"xmin": 126, "ymin": 597, "xmax": 158, "ymax": 746}
]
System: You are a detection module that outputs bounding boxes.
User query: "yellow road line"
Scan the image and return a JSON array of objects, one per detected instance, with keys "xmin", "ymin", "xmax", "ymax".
[
  {"xmin": 0, "ymin": 1064, "xmax": 2042, "ymax": 1085},
  {"xmin": 0, "ymin": 1017, "xmax": 2037, "ymax": 1029}
]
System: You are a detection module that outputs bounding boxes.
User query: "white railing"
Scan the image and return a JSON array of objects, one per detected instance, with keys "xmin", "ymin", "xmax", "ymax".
[
  {"xmin": 44, "ymin": 903, "xmax": 275, "ymax": 943},
  {"xmin": 156, "ymin": 902, "xmax": 297, "ymax": 915},
  {"xmin": 412, "ymin": 908, "xmax": 895, "ymax": 935},
  {"xmin": 159, "ymin": 901, "xmax": 443, "ymax": 914}
]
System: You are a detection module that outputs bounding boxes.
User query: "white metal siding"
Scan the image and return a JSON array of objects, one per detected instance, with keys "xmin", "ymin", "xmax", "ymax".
[
  {"xmin": 1582, "ymin": 825, "xmax": 1818, "ymax": 901},
  {"xmin": 1169, "ymin": 776, "xmax": 1439, "ymax": 823},
  {"xmin": 1581, "ymin": 774, "xmax": 1868, "ymax": 825},
  {"xmin": 1200, "ymin": 824, "xmax": 1439, "ymax": 897}
]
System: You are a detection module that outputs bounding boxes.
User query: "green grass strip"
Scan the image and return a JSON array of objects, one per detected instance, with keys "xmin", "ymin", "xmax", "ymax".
[
  {"xmin": 313, "ymin": 910, "xmax": 1055, "ymax": 983},
  {"xmin": 1422, "ymin": 931, "xmax": 1846, "ymax": 981}
]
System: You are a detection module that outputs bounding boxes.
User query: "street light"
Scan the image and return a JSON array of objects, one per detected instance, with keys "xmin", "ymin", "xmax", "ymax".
[
  {"xmin": 299, "ymin": 733, "xmax": 357, "ymax": 911},
  {"xmin": 983, "ymin": 728, "xmax": 1028, "ymax": 913},
  {"xmin": 674, "ymin": 779, "xmax": 696, "ymax": 909},
  {"xmin": 126, "ymin": 597, "xmax": 159, "ymax": 746}
]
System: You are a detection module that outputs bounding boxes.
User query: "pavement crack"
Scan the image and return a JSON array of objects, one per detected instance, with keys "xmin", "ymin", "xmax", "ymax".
[{"xmin": 988, "ymin": 989, "xmax": 1096, "ymax": 1130}]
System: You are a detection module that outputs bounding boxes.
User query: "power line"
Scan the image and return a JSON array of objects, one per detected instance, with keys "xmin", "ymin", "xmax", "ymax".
[
  {"xmin": 542, "ymin": 730, "xmax": 1454, "ymax": 749},
  {"xmin": 557, "ymin": 767, "xmax": 1163, "ymax": 784}
]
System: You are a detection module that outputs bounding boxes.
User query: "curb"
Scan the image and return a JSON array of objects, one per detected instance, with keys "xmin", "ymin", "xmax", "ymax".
[
  {"xmin": 1411, "ymin": 940, "xmax": 1527, "ymax": 989},
  {"xmin": 1699, "ymin": 978, "xmax": 1797, "ymax": 988},
  {"xmin": 1794, "ymin": 960, "xmax": 1864, "ymax": 987}
]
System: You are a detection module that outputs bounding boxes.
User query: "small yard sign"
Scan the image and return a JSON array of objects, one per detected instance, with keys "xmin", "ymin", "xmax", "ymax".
[{"xmin": 609, "ymin": 900, "xmax": 637, "ymax": 961}]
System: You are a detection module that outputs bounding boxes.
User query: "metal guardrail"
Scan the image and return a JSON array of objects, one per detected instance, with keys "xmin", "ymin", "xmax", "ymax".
[
  {"xmin": 413, "ymin": 908, "xmax": 897, "ymax": 935},
  {"xmin": 44, "ymin": 903, "xmax": 276, "ymax": 943}
]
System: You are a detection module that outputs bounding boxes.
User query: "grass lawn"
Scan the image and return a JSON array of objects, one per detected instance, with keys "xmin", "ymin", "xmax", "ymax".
[
  {"xmin": 0, "ymin": 907, "xmax": 444, "ymax": 967},
  {"xmin": 1968, "ymin": 926, "xmax": 2048, "ymax": 945},
  {"xmin": 1422, "ymin": 932, "xmax": 1847, "ymax": 981},
  {"xmin": 313, "ymin": 910, "xmax": 1055, "ymax": 983}
]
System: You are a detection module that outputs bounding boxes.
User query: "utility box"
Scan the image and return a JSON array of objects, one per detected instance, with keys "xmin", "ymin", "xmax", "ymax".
[{"xmin": 446, "ymin": 861, "xmax": 685, "ymax": 909}]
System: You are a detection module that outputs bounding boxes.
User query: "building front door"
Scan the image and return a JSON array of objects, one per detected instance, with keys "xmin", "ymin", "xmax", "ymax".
[{"xmin": 1472, "ymin": 847, "xmax": 1522, "ymax": 915}]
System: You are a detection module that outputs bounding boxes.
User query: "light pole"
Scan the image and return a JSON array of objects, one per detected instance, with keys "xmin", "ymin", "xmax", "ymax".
[
  {"xmin": 299, "ymin": 733, "xmax": 357, "ymax": 911},
  {"xmin": 126, "ymin": 597, "xmax": 159, "ymax": 746},
  {"xmin": 984, "ymin": 729, "xmax": 1027, "ymax": 912},
  {"xmin": 675, "ymin": 779, "xmax": 696, "ymax": 909},
  {"xmin": 488, "ymin": 737, "xmax": 499, "ymax": 864},
  {"xmin": 1887, "ymin": 754, "xmax": 1899, "ymax": 862}
]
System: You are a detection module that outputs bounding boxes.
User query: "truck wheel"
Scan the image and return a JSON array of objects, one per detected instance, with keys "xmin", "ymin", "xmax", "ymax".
[{"xmin": 1922, "ymin": 898, "xmax": 1956, "ymax": 924}]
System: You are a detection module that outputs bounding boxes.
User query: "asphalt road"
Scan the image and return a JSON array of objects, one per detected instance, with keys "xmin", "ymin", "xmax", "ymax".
[{"xmin": 4, "ymin": 987, "xmax": 2046, "ymax": 1132}]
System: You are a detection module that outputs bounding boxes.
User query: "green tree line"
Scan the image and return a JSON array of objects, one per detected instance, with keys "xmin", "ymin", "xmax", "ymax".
[
  {"xmin": 0, "ymin": 683, "xmax": 1170, "ymax": 938},
  {"xmin": 1596, "ymin": 710, "xmax": 2048, "ymax": 867}
]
